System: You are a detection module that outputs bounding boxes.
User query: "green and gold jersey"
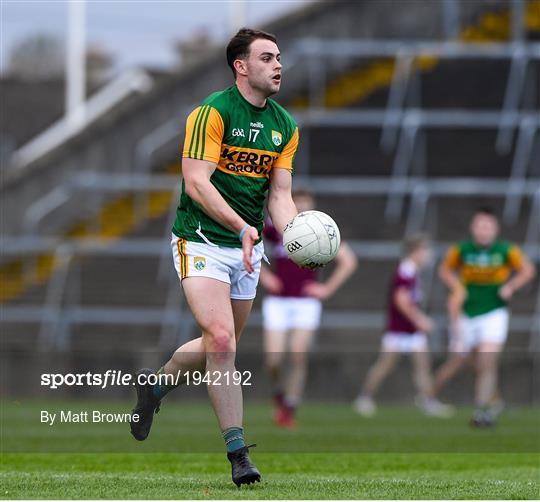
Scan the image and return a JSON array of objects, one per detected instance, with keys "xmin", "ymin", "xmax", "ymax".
[
  {"xmin": 443, "ymin": 240, "xmax": 525, "ymax": 317},
  {"xmin": 172, "ymin": 85, "xmax": 299, "ymax": 248}
]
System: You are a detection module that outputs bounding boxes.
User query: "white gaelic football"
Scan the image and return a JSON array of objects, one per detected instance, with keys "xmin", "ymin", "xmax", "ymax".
[{"xmin": 283, "ymin": 210, "xmax": 341, "ymax": 268}]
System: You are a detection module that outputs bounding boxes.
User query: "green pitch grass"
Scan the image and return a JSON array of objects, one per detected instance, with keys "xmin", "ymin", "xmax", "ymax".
[{"xmin": 1, "ymin": 400, "xmax": 539, "ymax": 499}]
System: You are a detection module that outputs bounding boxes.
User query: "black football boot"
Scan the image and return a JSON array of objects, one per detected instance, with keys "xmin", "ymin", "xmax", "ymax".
[
  {"xmin": 129, "ymin": 368, "xmax": 161, "ymax": 441},
  {"xmin": 227, "ymin": 444, "xmax": 261, "ymax": 487}
]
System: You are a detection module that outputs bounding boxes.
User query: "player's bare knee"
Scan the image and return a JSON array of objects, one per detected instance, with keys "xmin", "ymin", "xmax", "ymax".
[
  {"xmin": 265, "ymin": 353, "xmax": 282, "ymax": 369},
  {"xmin": 380, "ymin": 352, "xmax": 398, "ymax": 369},
  {"xmin": 290, "ymin": 351, "xmax": 307, "ymax": 366},
  {"xmin": 476, "ymin": 354, "xmax": 495, "ymax": 373},
  {"xmin": 206, "ymin": 324, "xmax": 235, "ymax": 354}
]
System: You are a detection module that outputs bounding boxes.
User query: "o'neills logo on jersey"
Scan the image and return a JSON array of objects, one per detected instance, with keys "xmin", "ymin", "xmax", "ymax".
[{"xmin": 218, "ymin": 145, "xmax": 278, "ymax": 178}]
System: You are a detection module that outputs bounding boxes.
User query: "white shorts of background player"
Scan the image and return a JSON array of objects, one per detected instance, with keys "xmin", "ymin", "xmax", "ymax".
[
  {"xmin": 381, "ymin": 332, "xmax": 429, "ymax": 353},
  {"xmin": 262, "ymin": 296, "xmax": 322, "ymax": 331},
  {"xmin": 450, "ymin": 307, "xmax": 509, "ymax": 353}
]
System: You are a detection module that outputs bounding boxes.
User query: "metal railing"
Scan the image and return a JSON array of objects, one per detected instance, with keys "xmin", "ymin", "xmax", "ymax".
[
  {"xmin": 11, "ymin": 39, "xmax": 540, "ymax": 233},
  {"xmin": 4, "ymin": 0, "xmax": 539, "ymax": 351},
  {"xmin": 4, "ymin": 173, "xmax": 539, "ymax": 350},
  {"xmin": 21, "ymin": 171, "xmax": 540, "ymax": 237},
  {"xmin": 285, "ymin": 28, "xmax": 540, "ymax": 224},
  {"xmin": 293, "ymin": 108, "xmax": 539, "ymax": 224},
  {"xmin": 1, "ymin": 235, "xmax": 538, "ymax": 351}
]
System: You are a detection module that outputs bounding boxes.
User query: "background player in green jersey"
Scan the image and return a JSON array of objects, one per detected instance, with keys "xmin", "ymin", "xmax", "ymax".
[
  {"xmin": 435, "ymin": 207, "xmax": 536, "ymax": 427},
  {"xmin": 129, "ymin": 28, "xmax": 301, "ymax": 486}
]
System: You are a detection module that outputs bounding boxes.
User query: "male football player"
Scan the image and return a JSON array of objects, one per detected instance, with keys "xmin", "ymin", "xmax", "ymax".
[
  {"xmin": 129, "ymin": 28, "xmax": 300, "ymax": 486},
  {"xmin": 435, "ymin": 207, "xmax": 535, "ymax": 427},
  {"xmin": 260, "ymin": 189, "xmax": 357, "ymax": 428},
  {"xmin": 354, "ymin": 234, "xmax": 453, "ymax": 418}
]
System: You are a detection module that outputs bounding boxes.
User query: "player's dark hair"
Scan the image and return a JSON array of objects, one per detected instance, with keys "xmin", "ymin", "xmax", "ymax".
[
  {"xmin": 226, "ymin": 28, "xmax": 277, "ymax": 77},
  {"xmin": 473, "ymin": 206, "xmax": 498, "ymax": 219},
  {"xmin": 403, "ymin": 233, "xmax": 431, "ymax": 256}
]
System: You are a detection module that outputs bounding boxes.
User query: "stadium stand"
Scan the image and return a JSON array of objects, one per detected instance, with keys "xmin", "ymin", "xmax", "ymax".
[{"xmin": 1, "ymin": 0, "xmax": 539, "ymax": 402}]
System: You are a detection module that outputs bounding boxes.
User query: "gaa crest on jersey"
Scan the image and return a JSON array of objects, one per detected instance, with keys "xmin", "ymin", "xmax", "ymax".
[
  {"xmin": 271, "ymin": 130, "xmax": 282, "ymax": 146},
  {"xmin": 194, "ymin": 256, "xmax": 206, "ymax": 271}
]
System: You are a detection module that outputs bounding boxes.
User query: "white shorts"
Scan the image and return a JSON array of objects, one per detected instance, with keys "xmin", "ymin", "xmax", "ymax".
[
  {"xmin": 450, "ymin": 307, "xmax": 509, "ymax": 353},
  {"xmin": 381, "ymin": 332, "xmax": 428, "ymax": 353},
  {"xmin": 171, "ymin": 234, "xmax": 264, "ymax": 300},
  {"xmin": 262, "ymin": 296, "xmax": 322, "ymax": 331}
]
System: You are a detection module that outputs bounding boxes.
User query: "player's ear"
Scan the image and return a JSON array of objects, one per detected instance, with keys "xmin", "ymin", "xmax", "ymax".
[{"xmin": 233, "ymin": 58, "xmax": 248, "ymax": 77}]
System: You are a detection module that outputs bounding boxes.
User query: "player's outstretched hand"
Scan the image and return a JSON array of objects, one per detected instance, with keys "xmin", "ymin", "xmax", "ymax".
[{"xmin": 242, "ymin": 226, "xmax": 259, "ymax": 274}]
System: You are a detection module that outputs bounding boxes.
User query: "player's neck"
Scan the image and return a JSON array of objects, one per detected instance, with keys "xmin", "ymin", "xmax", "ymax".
[
  {"xmin": 236, "ymin": 80, "xmax": 267, "ymax": 108},
  {"xmin": 473, "ymin": 239, "xmax": 495, "ymax": 249}
]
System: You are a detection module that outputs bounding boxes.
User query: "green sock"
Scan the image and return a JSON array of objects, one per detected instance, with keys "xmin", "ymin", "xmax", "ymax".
[
  {"xmin": 222, "ymin": 427, "xmax": 245, "ymax": 453},
  {"xmin": 152, "ymin": 367, "xmax": 178, "ymax": 400}
]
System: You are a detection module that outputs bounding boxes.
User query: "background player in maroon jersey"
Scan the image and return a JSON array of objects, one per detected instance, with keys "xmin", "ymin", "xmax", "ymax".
[
  {"xmin": 260, "ymin": 189, "xmax": 358, "ymax": 428},
  {"xmin": 353, "ymin": 234, "xmax": 453, "ymax": 418}
]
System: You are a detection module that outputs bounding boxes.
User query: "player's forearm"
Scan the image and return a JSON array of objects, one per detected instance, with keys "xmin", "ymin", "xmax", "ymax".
[
  {"xmin": 505, "ymin": 262, "xmax": 536, "ymax": 293},
  {"xmin": 438, "ymin": 266, "xmax": 465, "ymax": 294},
  {"xmin": 398, "ymin": 301, "xmax": 424, "ymax": 326},
  {"xmin": 395, "ymin": 290, "xmax": 429, "ymax": 329},
  {"xmin": 267, "ymin": 195, "xmax": 297, "ymax": 234},
  {"xmin": 268, "ymin": 168, "xmax": 297, "ymax": 234},
  {"xmin": 186, "ymin": 178, "xmax": 247, "ymax": 235},
  {"xmin": 323, "ymin": 245, "xmax": 357, "ymax": 296},
  {"xmin": 324, "ymin": 267, "xmax": 354, "ymax": 297}
]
